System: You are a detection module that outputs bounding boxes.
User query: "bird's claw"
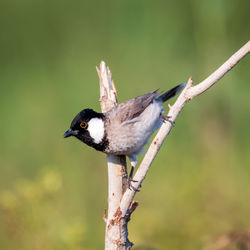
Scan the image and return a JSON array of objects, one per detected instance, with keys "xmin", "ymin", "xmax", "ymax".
[
  {"xmin": 162, "ymin": 115, "xmax": 175, "ymax": 126},
  {"xmin": 128, "ymin": 178, "xmax": 140, "ymax": 192}
]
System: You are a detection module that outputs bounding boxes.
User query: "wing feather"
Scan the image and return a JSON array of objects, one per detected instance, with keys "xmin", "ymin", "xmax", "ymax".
[{"xmin": 106, "ymin": 90, "xmax": 160, "ymax": 123}]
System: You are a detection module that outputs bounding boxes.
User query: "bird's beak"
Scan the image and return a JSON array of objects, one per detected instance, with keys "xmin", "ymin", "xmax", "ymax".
[{"xmin": 63, "ymin": 128, "xmax": 78, "ymax": 138}]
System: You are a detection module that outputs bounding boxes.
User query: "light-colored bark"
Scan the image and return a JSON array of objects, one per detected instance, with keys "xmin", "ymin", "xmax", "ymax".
[
  {"xmin": 98, "ymin": 41, "xmax": 250, "ymax": 249},
  {"xmin": 119, "ymin": 41, "xmax": 250, "ymax": 218},
  {"xmin": 97, "ymin": 62, "xmax": 132, "ymax": 249}
]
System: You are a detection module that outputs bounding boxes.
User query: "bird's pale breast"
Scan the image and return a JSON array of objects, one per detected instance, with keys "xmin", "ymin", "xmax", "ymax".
[{"xmin": 104, "ymin": 101, "xmax": 163, "ymax": 155}]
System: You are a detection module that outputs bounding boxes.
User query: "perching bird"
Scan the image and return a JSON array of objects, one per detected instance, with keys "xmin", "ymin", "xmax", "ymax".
[{"xmin": 64, "ymin": 83, "xmax": 185, "ymax": 182}]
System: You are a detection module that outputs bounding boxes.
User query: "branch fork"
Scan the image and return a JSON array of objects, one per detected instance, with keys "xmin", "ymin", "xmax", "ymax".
[{"xmin": 97, "ymin": 41, "xmax": 250, "ymax": 249}]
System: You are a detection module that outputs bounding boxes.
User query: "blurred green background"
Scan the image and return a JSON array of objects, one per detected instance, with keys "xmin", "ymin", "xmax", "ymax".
[{"xmin": 0, "ymin": 0, "xmax": 250, "ymax": 249}]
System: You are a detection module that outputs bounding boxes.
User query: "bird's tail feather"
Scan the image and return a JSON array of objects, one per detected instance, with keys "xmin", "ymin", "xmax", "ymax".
[{"xmin": 156, "ymin": 82, "xmax": 186, "ymax": 103}]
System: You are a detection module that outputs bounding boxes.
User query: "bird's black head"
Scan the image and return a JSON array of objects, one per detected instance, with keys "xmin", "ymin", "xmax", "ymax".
[{"xmin": 64, "ymin": 109, "xmax": 107, "ymax": 152}]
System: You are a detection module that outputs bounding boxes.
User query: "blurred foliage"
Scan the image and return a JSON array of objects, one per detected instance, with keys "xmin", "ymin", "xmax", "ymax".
[{"xmin": 0, "ymin": 0, "xmax": 250, "ymax": 249}]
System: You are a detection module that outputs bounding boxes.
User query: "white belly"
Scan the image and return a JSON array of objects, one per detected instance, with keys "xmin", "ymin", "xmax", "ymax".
[{"xmin": 105, "ymin": 101, "xmax": 163, "ymax": 155}]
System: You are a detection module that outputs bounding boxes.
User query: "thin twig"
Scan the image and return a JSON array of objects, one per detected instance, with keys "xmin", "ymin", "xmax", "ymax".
[{"xmin": 119, "ymin": 40, "xmax": 250, "ymax": 217}]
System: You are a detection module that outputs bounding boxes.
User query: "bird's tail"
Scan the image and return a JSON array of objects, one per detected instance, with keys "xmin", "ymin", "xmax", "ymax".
[{"xmin": 156, "ymin": 82, "xmax": 186, "ymax": 103}]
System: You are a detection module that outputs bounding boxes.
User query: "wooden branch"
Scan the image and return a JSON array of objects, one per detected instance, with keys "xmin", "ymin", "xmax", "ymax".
[
  {"xmin": 97, "ymin": 40, "xmax": 250, "ymax": 249},
  {"xmin": 97, "ymin": 62, "xmax": 117, "ymax": 112},
  {"xmin": 119, "ymin": 40, "xmax": 250, "ymax": 218},
  {"xmin": 97, "ymin": 62, "xmax": 132, "ymax": 250},
  {"xmin": 186, "ymin": 40, "xmax": 250, "ymax": 98}
]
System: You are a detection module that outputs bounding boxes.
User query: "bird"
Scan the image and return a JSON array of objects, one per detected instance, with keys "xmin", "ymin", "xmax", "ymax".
[{"xmin": 64, "ymin": 83, "xmax": 185, "ymax": 183}]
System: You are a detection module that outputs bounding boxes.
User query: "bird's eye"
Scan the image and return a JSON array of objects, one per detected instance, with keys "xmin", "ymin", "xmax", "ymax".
[{"xmin": 80, "ymin": 121, "xmax": 87, "ymax": 129}]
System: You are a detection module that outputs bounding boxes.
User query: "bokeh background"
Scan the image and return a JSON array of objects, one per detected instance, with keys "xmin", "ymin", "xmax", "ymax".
[{"xmin": 0, "ymin": 0, "xmax": 250, "ymax": 249}]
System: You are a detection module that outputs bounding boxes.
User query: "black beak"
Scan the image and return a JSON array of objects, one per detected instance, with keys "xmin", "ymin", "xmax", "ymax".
[{"xmin": 64, "ymin": 128, "xmax": 77, "ymax": 138}]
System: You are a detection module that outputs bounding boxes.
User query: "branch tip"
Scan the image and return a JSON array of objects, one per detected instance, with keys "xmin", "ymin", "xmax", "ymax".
[
  {"xmin": 96, "ymin": 66, "xmax": 100, "ymax": 75},
  {"xmin": 100, "ymin": 61, "xmax": 106, "ymax": 74},
  {"xmin": 129, "ymin": 200, "xmax": 138, "ymax": 214},
  {"xmin": 186, "ymin": 77, "xmax": 193, "ymax": 88}
]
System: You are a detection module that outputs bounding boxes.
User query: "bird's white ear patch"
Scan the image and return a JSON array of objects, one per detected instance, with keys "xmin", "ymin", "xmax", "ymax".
[{"xmin": 87, "ymin": 118, "xmax": 105, "ymax": 144}]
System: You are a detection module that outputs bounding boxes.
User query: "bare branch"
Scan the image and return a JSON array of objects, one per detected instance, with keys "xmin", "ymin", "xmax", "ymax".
[
  {"xmin": 97, "ymin": 62, "xmax": 131, "ymax": 249},
  {"xmin": 119, "ymin": 40, "xmax": 250, "ymax": 217},
  {"xmin": 97, "ymin": 40, "xmax": 249, "ymax": 249},
  {"xmin": 97, "ymin": 61, "xmax": 117, "ymax": 112},
  {"xmin": 187, "ymin": 40, "xmax": 250, "ymax": 98}
]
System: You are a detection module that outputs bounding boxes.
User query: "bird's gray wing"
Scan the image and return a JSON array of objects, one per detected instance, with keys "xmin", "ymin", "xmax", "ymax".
[{"xmin": 106, "ymin": 90, "xmax": 160, "ymax": 123}]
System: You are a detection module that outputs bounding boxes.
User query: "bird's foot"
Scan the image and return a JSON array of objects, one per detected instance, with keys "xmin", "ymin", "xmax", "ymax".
[
  {"xmin": 128, "ymin": 178, "xmax": 140, "ymax": 192},
  {"xmin": 162, "ymin": 115, "xmax": 175, "ymax": 126}
]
